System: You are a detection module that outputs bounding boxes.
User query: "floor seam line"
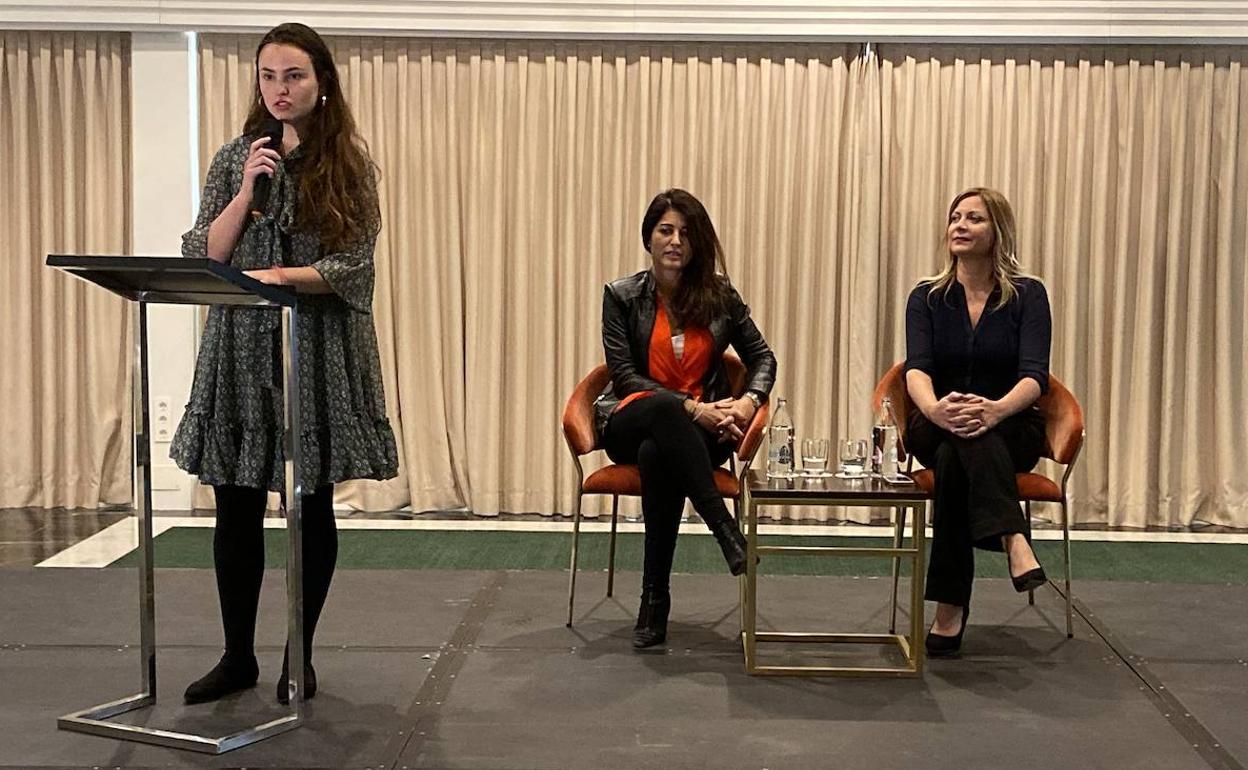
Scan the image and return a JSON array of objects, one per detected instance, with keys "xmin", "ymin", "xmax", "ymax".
[
  {"xmin": 379, "ymin": 569, "xmax": 508, "ymax": 770},
  {"xmin": 1059, "ymin": 586, "xmax": 1244, "ymax": 770}
]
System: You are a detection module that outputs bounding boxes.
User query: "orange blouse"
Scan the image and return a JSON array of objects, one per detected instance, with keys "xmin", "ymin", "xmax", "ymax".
[{"xmin": 616, "ymin": 299, "xmax": 715, "ymax": 413}]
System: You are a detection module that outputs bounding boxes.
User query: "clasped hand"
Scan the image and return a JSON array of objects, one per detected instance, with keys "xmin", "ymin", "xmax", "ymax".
[
  {"xmin": 930, "ymin": 392, "xmax": 1004, "ymax": 438},
  {"xmin": 689, "ymin": 396, "xmax": 756, "ymax": 444}
]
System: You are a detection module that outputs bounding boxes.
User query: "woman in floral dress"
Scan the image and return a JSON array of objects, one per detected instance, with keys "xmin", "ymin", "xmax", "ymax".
[{"xmin": 171, "ymin": 22, "xmax": 397, "ymax": 705}]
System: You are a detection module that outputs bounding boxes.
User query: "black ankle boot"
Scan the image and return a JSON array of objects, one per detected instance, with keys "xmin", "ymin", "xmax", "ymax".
[
  {"xmin": 633, "ymin": 589, "xmax": 671, "ymax": 649},
  {"xmin": 707, "ymin": 516, "xmax": 749, "ymax": 576},
  {"xmin": 184, "ymin": 654, "xmax": 259, "ymax": 704},
  {"xmin": 276, "ymin": 647, "xmax": 318, "ymax": 705}
]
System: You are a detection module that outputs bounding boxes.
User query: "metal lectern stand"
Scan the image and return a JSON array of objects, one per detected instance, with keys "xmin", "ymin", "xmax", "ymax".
[{"xmin": 46, "ymin": 255, "xmax": 307, "ymax": 753}]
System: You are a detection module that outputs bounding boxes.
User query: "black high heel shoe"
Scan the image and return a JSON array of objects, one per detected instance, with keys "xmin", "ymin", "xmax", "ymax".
[
  {"xmin": 1006, "ymin": 536, "xmax": 1048, "ymax": 593},
  {"xmin": 925, "ymin": 605, "xmax": 969, "ymax": 657},
  {"xmin": 1011, "ymin": 566, "xmax": 1048, "ymax": 593},
  {"xmin": 633, "ymin": 588, "xmax": 671, "ymax": 649}
]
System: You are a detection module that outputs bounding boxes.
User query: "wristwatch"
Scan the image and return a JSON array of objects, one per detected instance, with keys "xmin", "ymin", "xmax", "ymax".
[{"xmin": 743, "ymin": 391, "xmax": 762, "ymax": 409}]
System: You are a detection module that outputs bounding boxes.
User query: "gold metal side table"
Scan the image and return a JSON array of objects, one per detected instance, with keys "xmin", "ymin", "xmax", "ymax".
[{"xmin": 740, "ymin": 469, "xmax": 930, "ymax": 677}]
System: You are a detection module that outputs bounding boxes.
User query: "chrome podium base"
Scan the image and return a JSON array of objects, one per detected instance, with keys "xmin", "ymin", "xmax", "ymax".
[
  {"xmin": 56, "ymin": 301, "xmax": 307, "ymax": 754},
  {"xmin": 58, "ymin": 693, "xmax": 302, "ymax": 754}
]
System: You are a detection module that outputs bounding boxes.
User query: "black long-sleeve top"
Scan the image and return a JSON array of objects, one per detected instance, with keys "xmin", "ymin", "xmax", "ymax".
[{"xmin": 904, "ymin": 277, "xmax": 1051, "ymax": 401}]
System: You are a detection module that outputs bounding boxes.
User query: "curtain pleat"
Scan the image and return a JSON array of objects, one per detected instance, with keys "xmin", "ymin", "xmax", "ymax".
[{"xmin": 0, "ymin": 31, "xmax": 131, "ymax": 509}]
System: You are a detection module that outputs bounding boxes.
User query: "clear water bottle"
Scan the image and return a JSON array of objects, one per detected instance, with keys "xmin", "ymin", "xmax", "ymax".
[
  {"xmin": 871, "ymin": 396, "xmax": 898, "ymax": 477},
  {"xmin": 881, "ymin": 423, "xmax": 899, "ymax": 479},
  {"xmin": 767, "ymin": 398, "xmax": 795, "ymax": 479}
]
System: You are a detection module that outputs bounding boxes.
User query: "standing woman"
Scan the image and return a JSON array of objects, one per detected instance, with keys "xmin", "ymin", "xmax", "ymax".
[
  {"xmin": 171, "ymin": 22, "xmax": 398, "ymax": 703},
  {"xmin": 597, "ymin": 188, "xmax": 776, "ymax": 649},
  {"xmin": 903, "ymin": 187, "xmax": 1051, "ymax": 657}
]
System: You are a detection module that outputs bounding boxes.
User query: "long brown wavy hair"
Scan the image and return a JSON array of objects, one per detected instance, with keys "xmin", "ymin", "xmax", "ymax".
[
  {"xmin": 641, "ymin": 189, "xmax": 731, "ymax": 328},
  {"xmin": 924, "ymin": 187, "xmax": 1030, "ymax": 310},
  {"xmin": 243, "ymin": 23, "xmax": 379, "ymax": 251}
]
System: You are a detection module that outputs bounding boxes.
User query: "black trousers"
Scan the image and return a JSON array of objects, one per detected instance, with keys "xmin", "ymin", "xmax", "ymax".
[
  {"xmin": 602, "ymin": 393, "xmax": 733, "ymax": 594},
  {"xmin": 211, "ymin": 483, "xmax": 338, "ymax": 666},
  {"xmin": 906, "ymin": 409, "xmax": 1046, "ymax": 607}
]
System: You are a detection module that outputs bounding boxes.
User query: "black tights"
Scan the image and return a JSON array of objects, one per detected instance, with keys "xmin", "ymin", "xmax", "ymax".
[
  {"xmin": 211, "ymin": 484, "xmax": 338, "ymax": 666},
  {"xmin": 602, "ymin": 394, "xmax": 733, "ymax": 593}
]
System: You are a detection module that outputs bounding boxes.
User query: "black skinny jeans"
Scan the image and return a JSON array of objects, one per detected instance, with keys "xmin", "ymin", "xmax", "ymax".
[
  {"xmin": 211, "ymin": 484, "xmax": 338, "ymax": 667},
  {"xmin": 906, "ymin": 409, "xmax": 1046, "ymax": 608},
  {"xmin": 602, "ymin": 393, "xmax": 734, "ymax": 594}
]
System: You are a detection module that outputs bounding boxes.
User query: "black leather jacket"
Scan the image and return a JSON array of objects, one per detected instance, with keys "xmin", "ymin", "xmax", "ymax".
[{"xmin": 595, "ymin": 269, "xmax": 777, "ymax": 441}]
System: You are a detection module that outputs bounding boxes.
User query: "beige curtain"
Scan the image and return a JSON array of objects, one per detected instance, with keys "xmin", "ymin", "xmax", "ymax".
[
  {"xmin": 195, "ymin": 37, "xmax": 1247, "ymax": 528},
  {"xmin": 878, "ymin": 44, "xmax": 1248, "ymax": 529},
  {"xmin": 196, "ymin": 37, "xmax": 869, "ymax": 518},
  {"xmin": 452, "ymin": 42, "xmax": 874, "ymax": 519},
  {"xmin": 0, "ymin": 31, "xmax": 131, "ymax": 509}
]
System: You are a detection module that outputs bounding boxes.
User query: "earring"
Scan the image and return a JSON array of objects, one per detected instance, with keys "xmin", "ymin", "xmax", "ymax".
[
  {"xmin": 258, "ymin": 95, "xmax": 263, "ymax": 106},
  {"xmin": 320, "ymin": 94, "xmax": 327, "ymax": 107}
]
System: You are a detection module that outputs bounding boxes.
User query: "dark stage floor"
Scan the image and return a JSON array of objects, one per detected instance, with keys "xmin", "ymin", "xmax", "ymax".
[{"xmin": 1, "ymin": 562, "xmax": 1244, "ymax": 770}]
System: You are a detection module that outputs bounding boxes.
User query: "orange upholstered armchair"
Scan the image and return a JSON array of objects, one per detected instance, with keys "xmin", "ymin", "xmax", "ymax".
[
  {"xmin": 562, "ymin": 352, "xmax": 770, "ymax": 627},
  {"xmin": 872, "ymin": 361, "xmax": 1085, "ymax": 638}
]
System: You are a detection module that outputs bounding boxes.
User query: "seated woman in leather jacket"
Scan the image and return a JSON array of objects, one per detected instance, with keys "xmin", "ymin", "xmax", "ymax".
[{"xmin": 596, "ymin": 188, "xmax": 776, "ymax": 649}]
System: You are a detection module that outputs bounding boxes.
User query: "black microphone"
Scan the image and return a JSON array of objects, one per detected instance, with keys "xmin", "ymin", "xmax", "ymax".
[{"xmin": 250, "ymin": 118, "xmax": 285, "ymax": 220}]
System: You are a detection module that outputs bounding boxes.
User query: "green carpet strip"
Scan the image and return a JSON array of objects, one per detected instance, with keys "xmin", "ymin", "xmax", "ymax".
[{"xmin": 108, "ymin": 529, "xmax": 1248, "ymax": 584}]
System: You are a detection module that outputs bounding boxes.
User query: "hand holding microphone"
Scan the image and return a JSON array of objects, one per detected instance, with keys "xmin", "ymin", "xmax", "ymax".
[{"xmin": 246, "ymin": 118, "xmax": 285, "ymax": 220}]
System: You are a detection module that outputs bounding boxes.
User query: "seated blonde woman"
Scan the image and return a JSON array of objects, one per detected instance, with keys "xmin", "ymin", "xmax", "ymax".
[{"xmin": 903, "ymin": 187, "xmax": 1051, "ymax": 657}]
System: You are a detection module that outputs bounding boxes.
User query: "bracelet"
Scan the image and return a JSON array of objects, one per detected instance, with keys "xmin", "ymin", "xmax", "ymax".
[{"xmin": 743, "ymin": 391, "xmax": 762, "ymax": 409}]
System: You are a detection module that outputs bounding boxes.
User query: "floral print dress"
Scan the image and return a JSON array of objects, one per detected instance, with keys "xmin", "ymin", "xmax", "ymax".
[{"xmin": 170, "ymin": 135, "xmax": 399, "ymax": 492}]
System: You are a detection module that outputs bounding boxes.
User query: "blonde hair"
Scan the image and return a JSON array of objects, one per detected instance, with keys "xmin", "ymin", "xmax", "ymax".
[{"xmin": 923, "ymin": 187, "xmax": 1028, "ymax": 310}]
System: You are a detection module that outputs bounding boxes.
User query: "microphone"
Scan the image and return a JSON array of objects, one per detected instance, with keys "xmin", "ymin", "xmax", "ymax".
[{"xmin": 250, "ymin": 118, "xmax": 284, "ymax": 220}]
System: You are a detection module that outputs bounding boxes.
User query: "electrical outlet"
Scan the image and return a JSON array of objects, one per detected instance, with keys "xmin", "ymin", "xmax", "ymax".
[{"xmin": 153, "ymin": 396, "xmax": 173, "ymax": 442}]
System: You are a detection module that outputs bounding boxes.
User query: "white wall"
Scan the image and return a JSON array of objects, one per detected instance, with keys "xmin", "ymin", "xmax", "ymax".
[{"xmin": 131, "ymin": 32, "xmax": 199, "ymax": 511}]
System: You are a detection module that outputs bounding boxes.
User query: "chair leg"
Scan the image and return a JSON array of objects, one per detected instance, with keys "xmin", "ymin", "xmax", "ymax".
[
  {"xmin": 1026, "ymin": 501, "xmax": 1036, "ymax": 606},
  {"xmin": 889, "ymin": 505, "xmax": 906, "ymax": 635},
  {"xmin": 566, "ymin": 492, "xmax": 584, "ymax": 627},
  {"xmin": 606, "ymin": 496, "xmax": 619, "ymax": 598},
  {"xmin": 1063, "ymin": 498, "xmax": 1073, "ymax": 638}
]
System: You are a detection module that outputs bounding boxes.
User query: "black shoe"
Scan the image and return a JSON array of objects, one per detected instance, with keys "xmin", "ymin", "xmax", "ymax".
[
  {"xmin": 633, "ymin": 588, "xmax": 671, "ymax": 649},
  {"xmin": 276, "ymin": 650, "xmax": 318, "ymax": 705},
  {"xmin": 707, "ymin": 517, "xmax": 750, "ymax": 576},
  {"xmin": 925, "ymin": 605, "xmax": 969, "ymax": 657},
  {"xmin": 1012, "ymin": 566, "xmax": 1048, "ymax": 593},
  {"xmin": 184, "ymin": 655, "xmax": 259, "ymax": 704}
]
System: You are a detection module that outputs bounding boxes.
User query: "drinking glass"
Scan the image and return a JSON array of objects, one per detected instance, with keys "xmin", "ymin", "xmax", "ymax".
[
  {"xmin": 838, "ymin": 438, "xmax": 868, "ymax": 475},
  {"xmin": 801, "ymin": 438, "xmax": 830, "ymax": 475}
]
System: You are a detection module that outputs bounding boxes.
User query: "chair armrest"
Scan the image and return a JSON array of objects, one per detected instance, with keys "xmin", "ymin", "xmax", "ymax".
[
  {"xmin": 562, "ymin": 365, "xmax": 611, "ymax": 456},
  {"xmin": 736, "ymin": 400, "xmax": 770, "ymax": 466}
]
